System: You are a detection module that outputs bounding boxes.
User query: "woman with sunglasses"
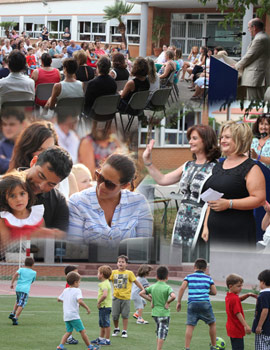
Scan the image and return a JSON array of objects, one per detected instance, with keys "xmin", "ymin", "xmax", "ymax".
[{"xmin": 67, "ymin": 153, "xmax": 153, "ymax": 246}]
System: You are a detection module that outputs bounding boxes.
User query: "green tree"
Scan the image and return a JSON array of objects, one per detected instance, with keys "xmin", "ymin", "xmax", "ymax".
[
  {"xmin": 103, "ymin": 0, "xmax": 134, "ymax": 46},
  {"xmin": 0, "ymin": 21, "xmax": 17, "ymax": 38},
  {"xmin": 198, "ymin": 0, "xmax": 270, "ymax": 26}
]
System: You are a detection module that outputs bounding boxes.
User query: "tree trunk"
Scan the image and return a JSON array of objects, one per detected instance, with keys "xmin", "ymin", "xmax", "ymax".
[{"xmin": 118, "ymin": 22, "xmax": 127, "ymax": 47}]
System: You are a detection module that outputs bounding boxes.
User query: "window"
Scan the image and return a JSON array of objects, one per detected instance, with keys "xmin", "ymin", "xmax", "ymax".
[
  {"xmin": 24, "ymin": 23, "xmax": 44, "ymax": 38},
  {"xmin": 139, "ymin": 108, "xmax": 201, "ymax": 147},
  {"xmin": 78, "ymin": 21, "xmax": 106, "ymax": 42},
  {"xmin": 126, "ymin": 20, "xmax": 140, "ymax": 44},
  {"xmin": 78, "ymin": 21, "xmax": 91, "ymax": 41},
  {"xmin": 48, "ymin": 19, "xmax": 71, "ymax": 39},
  {"xmin": 110, "ymin": 26, "xmax": 121, "ymax": 43}
]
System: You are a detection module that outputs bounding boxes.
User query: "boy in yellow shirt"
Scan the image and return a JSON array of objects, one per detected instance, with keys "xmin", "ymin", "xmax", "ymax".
[{"xmin": 110, "ymin": 255, "xmax": 145, "ymax": 338}]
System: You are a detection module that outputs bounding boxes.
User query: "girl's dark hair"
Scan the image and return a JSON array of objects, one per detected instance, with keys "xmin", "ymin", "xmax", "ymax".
[
  {"xmin": 252, "ymin": 114, "xmax": 270, "ymax": 138},
  {"xmin": 97, "ymin": 56, "xmax": 111, "ymax": 75},
  {"xmin": 8, "ymin": 121, "xmax": 58, "ymax": 171},
  {"xmin": 112, "ymin": 52, "xmax": 127, "ymax": 69},
  {"xmin": 63, "ymin": 58, "xmax": 78, "ymax": 75},
  {"xmin": 201, "ymin": 46, "xmax": 208, "ymax": 57},
  {"xmin": 104, "ymin": 154, "xmax": 136, "ymax": 191},
  {"xmin": 131, "ymin": 57, "xmax": 149, "ymax": 77},
  {"xmin": 0, "ymin": 171, "xmax": 36, "ymax": 212},
  {"xmin": 187, "ymin": 124, "xmax": 221, "ymax": 162},
  {"xmin": 137, "ymin": 264, "xmax": 153, "ymax": 277}
]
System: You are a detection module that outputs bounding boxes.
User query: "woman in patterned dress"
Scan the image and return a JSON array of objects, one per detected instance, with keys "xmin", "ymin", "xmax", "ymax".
[
  {"xmin": 251, "ymin": 114, "xmax": 270, "ymax": 168},
  {"xmin": 142, "ymin": 124, "xmax": 220, "ymax": 261}
]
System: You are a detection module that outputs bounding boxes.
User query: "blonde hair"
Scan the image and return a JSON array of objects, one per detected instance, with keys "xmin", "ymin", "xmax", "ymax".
[
  {"xmin": 72, "ymin": 163, "xmax": 92, "ymax": 180},
  {"xmin": 73, "ymin": 49, "xmax": 87, "ymax": 65},
  {"xmin": 220, "ymin": 121, "xmax": 253, "ymax": 155}
]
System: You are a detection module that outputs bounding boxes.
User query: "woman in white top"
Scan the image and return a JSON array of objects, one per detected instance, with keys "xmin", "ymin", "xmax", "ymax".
[
  {"xmin": 46, "ymin": 58, "xmax": 84, "ymax": 109},
  {"xmin": 146, "ymin": 57, "xmax": 160, "ymax": 93}
]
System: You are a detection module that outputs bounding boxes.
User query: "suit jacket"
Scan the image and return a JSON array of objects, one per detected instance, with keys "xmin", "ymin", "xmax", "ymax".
[{"xmin": 235, "ymin": 31, "xmax": 270, "ymax": 87}]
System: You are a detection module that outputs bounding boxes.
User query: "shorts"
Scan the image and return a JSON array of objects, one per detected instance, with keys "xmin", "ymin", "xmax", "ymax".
[
  {"xmin": 133, "ymin": 295, "xmax": 146, "ymax": 310},
  {"xmin": 16, "ymin": 292, "xmax": 29, "ymax": 308},
  {"xmin": 99, "ymin": 307, "xmax": 111, "ymax": 328},
  {"xmin": 255, "ymin": 333, "xmax": 270, "ymax": 350},
  {"xmin": 186, "ymin": 302, "xmax": 215, "ymax": 326},
  {"xmin": 230, "ymin": 337, "xmax": 244, "ymax": 350},
  {"xmin": 153, "ymin": 316, "xmax": 170, "ymax": 340},
  {"xmin": 112, "ymin": 297, "xmax": 130, "ymax": 320},
  {"xmin": 65, "ymin": 319, "xmax": 85, "ymax": 333}
]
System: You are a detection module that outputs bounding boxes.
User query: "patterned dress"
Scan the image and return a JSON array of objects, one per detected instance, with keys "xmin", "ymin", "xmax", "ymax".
[
  {"xmin": 172, "ymin": 161, "xmax": 216, "ymax": 262},
  {"xmin": 251, "ymin": 137, "xmax": 270, "ymax": 168}
]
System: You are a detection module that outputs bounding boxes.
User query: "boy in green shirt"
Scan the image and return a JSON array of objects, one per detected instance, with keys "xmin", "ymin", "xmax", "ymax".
[
  {"xmin": 140, "ymin": 266, "xmax": 176, "ymax": 350},
  {"xmin": 91, "ymin": 265, "xmax": 112, "ymax": 346}
]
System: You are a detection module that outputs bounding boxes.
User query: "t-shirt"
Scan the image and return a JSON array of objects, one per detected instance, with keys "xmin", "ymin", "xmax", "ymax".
[
  {"xmin": 98, "ymin": 279, "xmax": 112, "ymax": 308},
  {"xmin": 225, "ymin": 292, "xmax": 245, "ymax": 338},
  {"xmin": 252, "ymin": 288, "xmax": 270, "ymax": 336},
  {"xmin": 58, "ymin": 287, "xmax": 83, "ymax": 321},
  {"xmin": 131, "ymin": 276, "xmax": 149, "ymax": 299},
  {"xmin": 145, "ymin": 281, "xmax": 174, "ymax": 317},
  {"xmin": 184, "ymin": 271, "xmax": 214, "ymax": 303},
  {"xmin": 110, "ymin": 269, "xmax": 136, "ymax": 300},
  {"xmin": 16, "ymin": 267, "xmax": 36, "ymax": 294}
]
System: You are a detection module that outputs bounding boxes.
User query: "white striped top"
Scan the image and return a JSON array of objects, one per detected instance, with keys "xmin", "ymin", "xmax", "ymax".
[{"xmin": 68, "ymin": 186, "xmax": 153, "ymax": 247}]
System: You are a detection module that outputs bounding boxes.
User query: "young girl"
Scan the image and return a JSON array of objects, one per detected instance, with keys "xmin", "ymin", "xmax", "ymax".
[
  {"xmin": 0, "ymin": 171, "xmax": 44, "ymax": 246},
  {"xmin": 131, "ymin": 264, "xmax": 153, "ymax": 324}
]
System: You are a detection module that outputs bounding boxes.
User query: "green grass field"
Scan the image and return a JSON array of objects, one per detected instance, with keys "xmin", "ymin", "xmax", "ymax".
[{"xmin": 0, "ymin": 296, "xmax": 256, "ymax": 350}]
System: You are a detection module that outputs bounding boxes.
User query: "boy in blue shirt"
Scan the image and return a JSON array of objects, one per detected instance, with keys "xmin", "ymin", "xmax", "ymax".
[
  {"xmin": 176, "ymin": 258, "xmax": 217, "ymax": 350},
  {"xmin": 9, "ymin": 257, "xmax": 36, "ymax": 325}
]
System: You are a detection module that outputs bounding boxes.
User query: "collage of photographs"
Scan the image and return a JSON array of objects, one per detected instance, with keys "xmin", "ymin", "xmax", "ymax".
[{"xmin": 0, "ymin": 1, "xmax": 270, "ymax": 350}]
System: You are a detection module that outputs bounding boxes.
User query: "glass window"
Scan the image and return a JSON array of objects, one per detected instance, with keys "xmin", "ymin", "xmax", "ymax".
[
  {"xmin": 127, "ymin": 20, "xmax": 140, "ymax": 45},
  {"xmin": 60, "ymin": 19, "xmax": 70, "ymax": 32},
  {"xmin": 25, "ymin": 23, "xmax": 32, "ymax": 31},
  {"xmin": 92, "ymin": 22, "xmax": 106, "ymax": 34},
  {"xmin": 48, "ymin": 21, "xmax": 58, "ymax": 32}
]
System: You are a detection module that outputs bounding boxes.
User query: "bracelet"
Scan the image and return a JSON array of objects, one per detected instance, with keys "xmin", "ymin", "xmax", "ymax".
[
  {"xmin": 228, "ymin": 199, "xmax": 233, "ymax": 209},
  {"xmin": 144, "ymin": 162, "xmax": 152, "ymax": 167},
  {"xmin": 257, "ymin": 155, "xmax": 261, "ymax": 161}
]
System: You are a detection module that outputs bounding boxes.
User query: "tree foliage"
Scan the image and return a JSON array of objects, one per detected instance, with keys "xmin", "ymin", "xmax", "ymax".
[
  {"xmin": 103, "ymin": 0, "xmax": 134, "ymax": 44},
  {"xmin": 198, "ymin": 0, "xmax": 270, "ymax": 26}
]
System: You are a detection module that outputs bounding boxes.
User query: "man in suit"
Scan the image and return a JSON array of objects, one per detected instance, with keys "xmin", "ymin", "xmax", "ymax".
[{"xmin": 235, "ymin": 18, "xmax": 270, "ymax": 101}]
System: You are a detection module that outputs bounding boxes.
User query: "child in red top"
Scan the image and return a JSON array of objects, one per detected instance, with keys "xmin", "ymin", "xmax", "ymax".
[
  {"xmin": 225, "ymin": 274, "xmax": 257, "ymax": 350},
  {"xmin": 26, "ymin": 47, "xmax": 37, "ymax": 76}
]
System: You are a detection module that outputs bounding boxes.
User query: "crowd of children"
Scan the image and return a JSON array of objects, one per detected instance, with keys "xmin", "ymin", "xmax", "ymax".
[{"xmin": 8, "ymin": 255, "xmax": 270, "ymax": 350}]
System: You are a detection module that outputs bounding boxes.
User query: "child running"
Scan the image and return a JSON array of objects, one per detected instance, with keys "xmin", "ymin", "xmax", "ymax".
[
  {"xmin": 176, "ymin": 258, "xmax": 217, "ymax": 350},
  {"xmin": 64, "ymin": 265, "xmax": 79, "ymax": 345},
  {"xmin": 9, "ymin": 257, "xmax": 36, "ymax": 325},
  {"xmin": 91, "ymin": 265, "xmax": 112, "ymax": 346},
  {"xmin": 131, "ymin": 264, "xmax": 153, "ymax": 324},
  {"xmin": 225, "ymin": 273, "xmax": 257, "ymax": 350},
  {"xmin": 0, "ymin": 171, "xmax": 44, "ymax": 246},
  {"xmin": 252, "ymin": 269, "xmax": 270, "ymax": 350},
  {"xmin": 110, "ymin": 255, "xmax": 145, "ymax": 338},
  {"xmin": 57, "ymin": 271, "xmax": 99, "ymax": 350},
  {"xmin": 140, "ymin": 266, "xmax": 176, "ymax": 350}
]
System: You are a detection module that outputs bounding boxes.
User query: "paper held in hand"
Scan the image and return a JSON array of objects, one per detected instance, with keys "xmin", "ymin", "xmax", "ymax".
[{"xmin": 200, "ymin": 188, "xmax": 224, "ymax": 202}]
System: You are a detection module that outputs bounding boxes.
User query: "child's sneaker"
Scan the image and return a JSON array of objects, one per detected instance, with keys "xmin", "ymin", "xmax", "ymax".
[
  {"xmin": 133, "ymin": 312, "xmax": 139, "ymax": 319},
  {"xmin": 12, "ymin": 317, "xmax": 18, "ymax": 325},
  {"xmin": 210, "ymin": 347, "xmax": 218, "ymax": 350},
  {"xmin": 98, "ymin": 339, "xmax": 111, "ymax": 345},
  {"xmin": 112, "ymin": 328, "xmax": 120, "ymax": 336},
  {"xmin": 88, "ymin": 345, "xmax": 100, "ymax": 350},
  {"xmin": 66, "ymin": 336, "xmax": 79, "ymax": 344},
  {"xmin": 136, "ymin": 317, "xmax": 149, "ymax": 324},
  {"xmin": 91, "ymin": 338, "xmax": 100, "ymax": 344},
  {"xmin": 8, "ymin": 312, "xmax": 15, "ymax": 320},
  {"xmin": 121, "ymin": 330, "xmax": 128, "ymax": 338},
  {"xmin": 57, "ymin": 347, "xmax": 67, "ymax": 350}
]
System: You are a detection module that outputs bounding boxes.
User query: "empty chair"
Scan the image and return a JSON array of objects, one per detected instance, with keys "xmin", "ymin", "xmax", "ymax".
[
  {"xmin": 51, "ymin": 58, "xmax": 62, "ymax": 69},
  {"xmin": 146, "ymin": 88, "xmax": 171, "ymax": 116},
  {"xmin": 119, "ymin": 90, "xmax": 150, "ymax": 133},
  {"xmin": 116, "ymin": 80, "xmax": 128, "ymax": 92},
  {"xmin": 55, "ymin": 97, "xmax": 85, "ymax": 118}
]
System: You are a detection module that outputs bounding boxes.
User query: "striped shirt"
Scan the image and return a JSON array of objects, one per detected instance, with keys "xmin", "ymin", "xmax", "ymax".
[
  {"xmin": 67, "ymin": 186, "xmax": 153, "ymax": 247},
  {"xmin": 184, "ymin": 271, "xmax": 214, "ymax": 303}
]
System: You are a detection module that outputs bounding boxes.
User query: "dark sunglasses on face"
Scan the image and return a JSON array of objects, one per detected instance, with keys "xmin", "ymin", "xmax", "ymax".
[{"xmin": 95, "ymin": 170, "xmax": 121, "ymax": 190}]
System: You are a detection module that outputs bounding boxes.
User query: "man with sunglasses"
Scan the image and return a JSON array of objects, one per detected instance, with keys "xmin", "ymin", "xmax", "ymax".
[{"xmin": 67, "ymin": 154, "xmax": 153, "ymax": 247}]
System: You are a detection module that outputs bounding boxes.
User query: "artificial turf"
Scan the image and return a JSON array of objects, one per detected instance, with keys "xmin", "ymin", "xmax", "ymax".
[{"xmin": 0, "ymin": 295, "xmax": 256, "ymax": 350}]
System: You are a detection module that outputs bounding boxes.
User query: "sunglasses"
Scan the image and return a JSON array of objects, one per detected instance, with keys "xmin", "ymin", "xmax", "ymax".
[{"xmin": 95, "ymin": 170, "xmax": 121, "ymax": 191}]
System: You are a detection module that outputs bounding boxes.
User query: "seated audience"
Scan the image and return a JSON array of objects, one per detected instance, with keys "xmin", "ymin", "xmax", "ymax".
[
  {"xmin": 67, "ymin": 40, "xmax": 81, "ymax": 58},
  {"xmin": 0, "ymin": 56, "xmax": 10, "ymax": 79},
  {"xmin": 84, "ymin": 56, "xmax": 117, "ymax": 115},
  {"xmin": 0, "ymin": 50, "xmax": 35, "ymax": 98},
  {"xmin": 94, "ymin": 40, "xmax": 106, "ymax": 58},
  {"xmin": 109, "ymin": 52, "xmax": 129, "ymax": 81},
  {"xmin": 73, "ymin": 49, "xmax": 95, "ymax": 82},
  {"xmin": 26, "ymin": 47, "xmax": 37, "ymax": 75},
  {"xmin": 119, "ymin": 56, "xmax": 149, "ymax": 112},
  {"xmin": 0, "ymin": 108, "xmax": 27, "ymax": 174},
  {"xmin": 45, "ymin": 58, "xmax": 84, "ymax": 109},
  {"xmin": 155, "ymin": 45, "xmax": 168, "ymax": 65},
  {"xmin": 71, "ymin": 163, "xmax": 92, "ymax": 192},
  {"xmin": 48, "ymin": 40, "xmax": 63, "ymax": 58},
  {"xmin": 31, "ymin": 53, "xmax": 61, "ymax": 107},
  {"xmin": 1, "ymin": 39, "xmax": 13, "ymax": 56},
  {"xmin": 158, "ymin": 50, "xmax": 176, "ymax": 87},
  {"xmin": 146, "ymin": 57, "xmax": 160, "ymax": 93},
  {"xmin": 180, "ymin": 46, "xmax": 200, "ymax": 81}
]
